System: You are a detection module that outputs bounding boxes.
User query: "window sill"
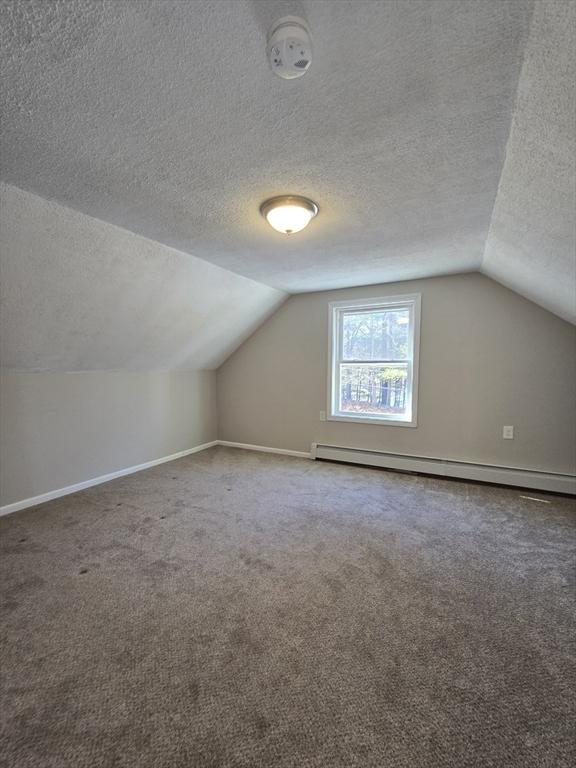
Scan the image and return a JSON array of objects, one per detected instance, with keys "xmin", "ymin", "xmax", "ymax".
[{"xmin": 327, "ymin": 413, "xmax": 418, "ymax": 428}]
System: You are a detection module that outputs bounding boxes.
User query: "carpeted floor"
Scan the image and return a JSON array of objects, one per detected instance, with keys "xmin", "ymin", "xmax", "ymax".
[{"xmin": 1, "ymin": 446, "xmax": 575, "ymax": 768}]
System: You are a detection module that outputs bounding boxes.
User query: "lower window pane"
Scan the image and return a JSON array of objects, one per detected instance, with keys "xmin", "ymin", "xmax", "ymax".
[{"xmin": 339, "ymin": 363, "xmax": 409, "ymax": 417}]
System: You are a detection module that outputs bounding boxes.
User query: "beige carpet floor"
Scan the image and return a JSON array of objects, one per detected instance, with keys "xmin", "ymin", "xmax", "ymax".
[{"xmin": 1, "ymin": 446, "xmax": 575, "ymax": 768}]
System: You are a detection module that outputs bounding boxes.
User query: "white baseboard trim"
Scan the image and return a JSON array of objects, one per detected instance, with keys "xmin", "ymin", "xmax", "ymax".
[
  {"xmin": 312, "ymin": 443, "xmax": 576, "ymax": 495},
  {"xmin": 3, "ymin": 438, "xmax": 572, "ymax": 517},
  {"xmin": 217, "ymin": 440, "xmax": 311, "ymax": 459},
  {"xmin": 0, "ymin": 441, "xmax": 218, "ymax": 517}
]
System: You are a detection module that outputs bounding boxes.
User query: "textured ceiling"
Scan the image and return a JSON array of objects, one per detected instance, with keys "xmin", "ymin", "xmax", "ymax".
[
  {"xmin": 0, "ymin": 183, "xmax": 285, "ymax": 371},
  {"xmin": 1, "ymin": 0, "xmax": 574, "ymax": 337},
  {"xmin": 1, "ymin": 0, "xmax": 534, "ymax": 295},
  {"xmin": 482, "ymin": 0, "xmax": 576, "ymax": 324}
]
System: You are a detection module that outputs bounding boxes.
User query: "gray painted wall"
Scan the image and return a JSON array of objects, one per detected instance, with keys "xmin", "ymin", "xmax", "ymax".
[
  {"xmin": 217, "ymin": 274, "xmax": 576, "ymax": 475},
  {"xmin": 0, "ymin": 370, "xmax": 216, "ymax": 506}
]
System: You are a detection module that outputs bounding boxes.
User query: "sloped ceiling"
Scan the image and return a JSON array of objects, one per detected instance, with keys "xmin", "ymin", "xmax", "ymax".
[
  {"xmin": 1, "ymin": 0, "xmax": 534, "ymax": 294},
  {"xmin": 482, "ymin": 0, "xmax": 576, "ymax": 324},
  {"xmin": 0, "ymin": 183, "xmax": 285, "ymax": 371},
  {"xmin": 0, "ymin": 0, "xmax": 574, "ymax": 378}
]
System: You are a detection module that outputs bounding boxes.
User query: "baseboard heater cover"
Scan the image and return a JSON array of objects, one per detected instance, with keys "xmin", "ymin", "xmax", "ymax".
[{"xmin": 311, "ymin": 444, "xmax": 575, "ymax": 495}]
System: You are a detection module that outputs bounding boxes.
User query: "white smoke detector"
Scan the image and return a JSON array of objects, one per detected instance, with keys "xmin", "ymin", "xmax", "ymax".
[{"xmin": 267, "ymin": 16, "xmax": 312, "ymax": 80}]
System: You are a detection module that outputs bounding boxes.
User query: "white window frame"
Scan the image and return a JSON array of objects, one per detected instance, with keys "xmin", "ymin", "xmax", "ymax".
[{"xmin": 327, "ymin": 294, "xmax": 421, "ymax": 427}]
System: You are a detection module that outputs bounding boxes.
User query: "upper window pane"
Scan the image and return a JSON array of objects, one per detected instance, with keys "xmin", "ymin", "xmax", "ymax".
[{"xmin": 342, "ymin": 308, "xmax": 409, "ymax": 361}]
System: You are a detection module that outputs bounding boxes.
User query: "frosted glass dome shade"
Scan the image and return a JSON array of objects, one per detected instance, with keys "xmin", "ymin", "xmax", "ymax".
[{"xmin": 260, "ymin": 196, "xmax": 318, "ymax": 234}]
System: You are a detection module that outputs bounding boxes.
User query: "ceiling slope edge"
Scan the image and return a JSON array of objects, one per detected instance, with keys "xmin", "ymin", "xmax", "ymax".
[
  {"xmin": 0, "ymin": 182, "xmax": 287, "ymax": 372},
  {"xmin": 481, "ymin": 0, "xmax": 576, "ymax": 325}
]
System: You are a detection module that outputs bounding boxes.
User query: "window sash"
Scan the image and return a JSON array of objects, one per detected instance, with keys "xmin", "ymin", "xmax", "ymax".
[
  {"xmin": 336, "ymin": 305, "xmax": 414, "ymax": 364},
  {"xmin": 328, "ymin": 295, "xmax": 420, "ymax": 426},
  {"xmin": 335, "ymin": 361, "xmax": 413, "ymax": 421}
]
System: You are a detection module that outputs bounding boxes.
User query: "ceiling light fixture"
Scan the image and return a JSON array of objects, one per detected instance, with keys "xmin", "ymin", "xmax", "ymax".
[{"xmin": 260, "ymin": 195, "xmax": 319, "ymax": 235}]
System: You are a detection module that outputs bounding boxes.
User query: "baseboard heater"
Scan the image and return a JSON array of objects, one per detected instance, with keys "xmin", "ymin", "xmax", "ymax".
[{"xmin": 311, "ymin": 444, "xmax": 575, "ymax": 495}]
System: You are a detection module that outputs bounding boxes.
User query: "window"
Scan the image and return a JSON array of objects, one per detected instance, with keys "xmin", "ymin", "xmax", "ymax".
[{"xmin": 328, "ymin": 294, "xmax": 421, "ymax": 426}]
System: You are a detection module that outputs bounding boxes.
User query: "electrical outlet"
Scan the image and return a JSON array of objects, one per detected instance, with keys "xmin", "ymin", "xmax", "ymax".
[
  {"xmin": 319, "ymin": 410, "xmax": 326, "ymax": 421},
  {"xmin": 503, "ymin": 425, "xmax": 514, "ymax": 440}
]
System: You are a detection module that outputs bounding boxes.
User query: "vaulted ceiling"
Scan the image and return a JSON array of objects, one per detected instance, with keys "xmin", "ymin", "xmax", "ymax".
[
  {"xmin": 0, "ymin": 183, "xmax": 285, "ymax": 371},
  {"xmin": 483, "ymin": 0, "xmax": 575, "ymax": 323},
  {"xmin": 0, "ymin": 0, "xmax": 574, "ymax": 370}
]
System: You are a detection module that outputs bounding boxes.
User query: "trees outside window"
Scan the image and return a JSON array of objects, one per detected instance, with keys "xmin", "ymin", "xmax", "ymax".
[{"xmin": 328, "ymin": 295, "xmax": 421, "ymax": 426}]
